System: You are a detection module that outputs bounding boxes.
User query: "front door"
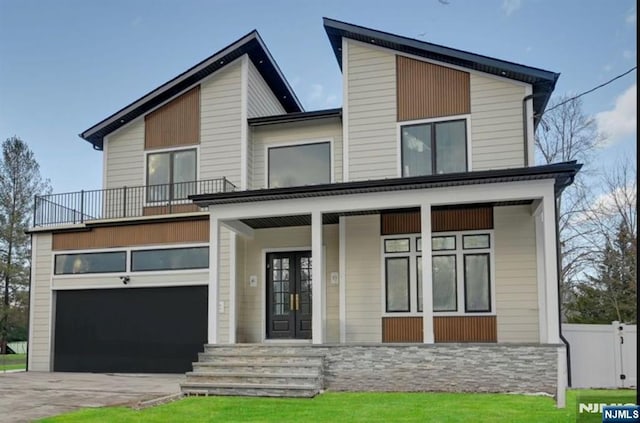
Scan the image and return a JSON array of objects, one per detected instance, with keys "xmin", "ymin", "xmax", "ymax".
[{"xmin": 266, "ymin": 252, "xmax": 312, "ymax": 339}]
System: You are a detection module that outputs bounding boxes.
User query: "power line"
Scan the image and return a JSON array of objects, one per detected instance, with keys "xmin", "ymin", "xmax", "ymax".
[{"xmin": 541, "ymin": 66, "xmax": 637, "ymax": 116}]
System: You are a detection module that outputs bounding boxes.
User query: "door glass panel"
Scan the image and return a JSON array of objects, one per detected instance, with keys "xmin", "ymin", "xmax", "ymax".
[
  {"xmin": 299, "ymin": 255, "xmax": 312, "ymax": 315},
  {"xmin": 173, "ymin": 149, "xmax": 196, "ymax": 200},
  {"xmin": 435, "ymin": 120, "xmax": 467, "ymax": 174},
  {"xmin": 402, "ymin": 124, "xmax": 432, "ymax": 177},
  {"xmin": 146, "ymin": 153, "xmax": 170, "ymax": 201},
  {"xmin": 432, "ymin": 255, "xmax": 457, "ymax": 311}
]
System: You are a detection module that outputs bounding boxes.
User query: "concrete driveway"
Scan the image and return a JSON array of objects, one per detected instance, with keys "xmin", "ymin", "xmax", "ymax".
[{"xmin": 0, "ymin": 371, "xmax": 185, "ymax": 422}]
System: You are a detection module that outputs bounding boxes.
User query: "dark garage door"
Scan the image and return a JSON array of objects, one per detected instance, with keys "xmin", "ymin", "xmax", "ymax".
[{"xmin": 54, "ymin": 285, "xmax": 207, "ymax": 373}]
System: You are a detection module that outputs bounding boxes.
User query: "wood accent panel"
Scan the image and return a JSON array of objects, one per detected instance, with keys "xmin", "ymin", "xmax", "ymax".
[
  {"xmin": 381, "ymin": 316, "xmax": 497, "ymax": 343},
  {"xmin": 381, "ymin": 207, "xmax": 493, "ymax": 235},
  {"xmin": 397, "ymin": 56, "xmax": 470, "ymax": 122},
  {"xmin": 143, "ymin": 204, "xmax": 201, "ymax": 216},
  {"xmin": 382, "ymin": 317, "xmax": 423, "ymax": 343},
  {"xmin": 52, "ymin": 219, "xmax": 209, "ymax": 250},
  {"xmin": 434, "ymin": 316, "xmax": 497, "ymax": 342},
  {"xmin": 145, "ymin": 86, "xmax": 200, "ymax": 149}
]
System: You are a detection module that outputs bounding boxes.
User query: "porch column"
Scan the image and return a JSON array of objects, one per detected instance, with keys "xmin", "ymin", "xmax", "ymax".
[
  {"xmin": 338, "ymin": 216, "xmax": 346, "ymax": 343},
  {"xmin": 533, "ymin": 204, "xmax": 549, "ymax": 343},
  {"xmin": 420, "ymin": 203, "xmax": 435, "ymax": 344},
  {"xmin": 311, "ymin": 211, "xmax": 324, "ymax": 344},
  {"xmin": 542, "ymin": 192, "xmax": 560, "ymax": 343},
  {"xmin": 208, "ymin": 214, "xmax": 220, "ymax": 344},
  {"xmin": 228, "ymin": 232, "xmax": 237, "ymax": 344}
]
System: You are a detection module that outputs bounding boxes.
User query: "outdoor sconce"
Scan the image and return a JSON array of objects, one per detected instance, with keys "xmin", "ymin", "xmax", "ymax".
[{"xmin": 120, "ymin": 276, "xmax": 130, "ymax": 285}]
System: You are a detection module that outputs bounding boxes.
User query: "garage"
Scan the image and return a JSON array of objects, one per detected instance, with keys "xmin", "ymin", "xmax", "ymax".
[{"xmin": 53, "ymin": 285, "xmax": 207, "ymax": 373}]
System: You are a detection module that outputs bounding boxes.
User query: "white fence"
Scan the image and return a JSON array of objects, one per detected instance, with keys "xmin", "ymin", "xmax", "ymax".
[{"xmin": 563, "ymin": 322, "xmax": 637, "ymax": 389}]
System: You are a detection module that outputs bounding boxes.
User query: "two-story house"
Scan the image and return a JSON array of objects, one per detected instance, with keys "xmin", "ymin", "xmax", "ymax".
[{"xmin": 28, "ymin": 18, "xmax": 580, "ymax": 406}]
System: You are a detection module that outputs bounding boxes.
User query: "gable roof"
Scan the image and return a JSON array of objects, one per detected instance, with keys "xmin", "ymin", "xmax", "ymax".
[
  {"xmin": 323, "ymin": 17, "xmax": 559, "ymax": 126},
  {"xmin": 80, "ymin": 30, "xmax": 303, "ymax": 150}
]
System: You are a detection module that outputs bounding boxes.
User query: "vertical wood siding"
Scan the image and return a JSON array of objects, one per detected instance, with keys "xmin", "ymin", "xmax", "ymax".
[
  {"xmin": 144, "ymin": 86, "xmax": 200, "ymax": 149},
  {"xmin": 434, "ymin": 316, "xmax": 497, "ymax": 342},
  {"xmin": 52, "ymin": 219, "xmax": 209, "ymax": 250},
  {"xmin": 381, "ymin": 207, "xmax": 494, "ymax": 235},
  {"xmin": 381, "ymin": 316, "xmax": 497, "ymax": 342},
  {"xmin": 396, "ymin": 56, "xmax": 470, "ymax": 121}
]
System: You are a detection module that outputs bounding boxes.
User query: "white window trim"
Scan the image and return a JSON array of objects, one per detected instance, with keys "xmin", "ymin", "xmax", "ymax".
[
  {"xmin": 264, "ymin": 138, "xmax": 334, "ymax": 189},
  {"xmin": 396, "ymin": 114, "xmax": 473, "ymax": 178},
  {"xmin": 51, "ymin": 242, "xmax": 210, "ymax": 279},
  {"xmin": 142, "ymin": 145, "xmax": 200, "ymax": 206},
  {"xmin": 380, "ymin": 230, "xmax": 495, "ymax": 317}
]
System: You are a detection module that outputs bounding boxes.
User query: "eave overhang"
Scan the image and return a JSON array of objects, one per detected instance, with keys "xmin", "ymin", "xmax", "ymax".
[
  {"xmin": 191, "ymin": 161, "xmax": 581, "ymax": 207},
  {"xmin": 323, "ymin": 17, "xmax": 559, "ymax": 126},
  {"xmin": 80, "ymin": 31, "xmax": 303, "ymax": 150}
]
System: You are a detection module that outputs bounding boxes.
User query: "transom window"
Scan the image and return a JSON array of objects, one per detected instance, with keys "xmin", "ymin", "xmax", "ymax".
[
  {"xmin": 383, "ymin": 232, "xmax": 493, "ymax": 314},
  {"xmin": 146, "ymin": 148, "xmax": 197, "ymax": 202},
  {"xmin": 268, "ymin": 142, "xmax": 331, "ymax": 188},
  {"xmin": 401, "ymin": 119, "xmax": 467, "ymax": 177}
]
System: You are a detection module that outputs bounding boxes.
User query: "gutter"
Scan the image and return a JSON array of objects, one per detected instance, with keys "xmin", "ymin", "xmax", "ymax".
[{"xmin": 555, "ymin": 194, "xmax": 572, "ymax": 387}]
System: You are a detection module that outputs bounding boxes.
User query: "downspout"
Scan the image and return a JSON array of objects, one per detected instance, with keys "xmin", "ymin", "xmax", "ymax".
[
  {"xmin": 555, "ymin": 188, "xmax": 572, "ymax": 387},
  {"xmin": 522, "ymin": 94, "xmax": 534, "ymax": 166}
]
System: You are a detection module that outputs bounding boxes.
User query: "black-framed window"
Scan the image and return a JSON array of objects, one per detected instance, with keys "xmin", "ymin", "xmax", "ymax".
[
  {"xmin": 54, "ymin": 252, "xmax": 126, "ymax": 275},
  {"xmin": 385, "ymin": 238, "xmax": 410, "ymax": 253},
  {"xmin": 464, "ymin": 253, "xmax": 491, "ymax": 312},
  {"xmin": 268, "ymin": 142, "xmax": 331, "ymax": 188},
  {"xmin": 146, "ymin": 149, "xmax": 196, "ymax": 202},
  {"xmin": 463, "ymin": 234, "xmax": 490, "ymax": 249},
  {"xmin": 385, "ymin": 257, "xmax": 410, "ymax": 312},
  {"xmin": 401, "ymin": 119, "xmax": 467, "ymax": 177},
  {"xmin": 131, "ymin": 247, "xmax": 209, "ymax": 272}
]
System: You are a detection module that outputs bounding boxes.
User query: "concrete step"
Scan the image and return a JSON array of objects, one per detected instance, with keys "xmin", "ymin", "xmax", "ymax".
[
  {"xmin": 185, "ymin": 371, "xmax": 321, "ymax": 385},
  {"xmin": 192, "ymin": 362, "xmax": 322, "ymax": 375},
  {"xmin": 203, "ymin": 344, "xmax": 317, "ymax": 355},
  {"xmin": 197, "ymin": 352, "xmax": 324, "ymax": 366},
  {"xmin": 180, "ymin": 382, "xmax": 320, "ymax": 398}
]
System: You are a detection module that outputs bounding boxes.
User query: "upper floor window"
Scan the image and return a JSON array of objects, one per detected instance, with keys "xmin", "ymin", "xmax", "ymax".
[
  {"xmin": 268, "ymin": 142, "xmax": 331, "ymax": 188},
  {"xmin": 146, "ymin": 148, "xmax": 196, "ymax": 202},
  {"xmin": 401, "ymin": 119, "xmax": 467, "ymax": 177}
]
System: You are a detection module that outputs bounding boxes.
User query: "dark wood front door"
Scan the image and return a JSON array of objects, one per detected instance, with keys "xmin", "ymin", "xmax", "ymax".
[{"xmin": 266, "ymin": 252, "xmax": 312, "ymax": 339}]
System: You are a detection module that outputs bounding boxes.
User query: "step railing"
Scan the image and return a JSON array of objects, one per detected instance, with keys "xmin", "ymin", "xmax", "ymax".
[{"xmin": 33, "ymin": 177, "xmax": 235, "ymax": 227}]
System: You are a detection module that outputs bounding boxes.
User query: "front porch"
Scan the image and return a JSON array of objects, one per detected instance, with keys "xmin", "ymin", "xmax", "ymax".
[{"xmin": 191, "ymin": 163, "xmax": 579, "ymax": 405}]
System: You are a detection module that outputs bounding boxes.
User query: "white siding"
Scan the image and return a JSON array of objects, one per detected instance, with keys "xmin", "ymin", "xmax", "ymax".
[
  {"xmin": 346, "ymin": 40, "xmax": 397, "ymax": 181},
  {"xmin": 217, "ymin": 228, "xmax": 231, "ymax": 343},
  {"xmin": 200, "ymin": 60, "xmax": 243, "ymax": 187},
  {"xmin": 29, "ymin": 233, "xmax": 53, "ymax": 371},
  {"xmin": 237, "ymin": 225, "xmax": 339, "ymax": 343},
  {"xmin": 247, "ymin": 60, "xmax": 285, "ymax": 118},
  {"xmin": 494, "ymin": 205, "xmax": 539, "ymax": 342},
  {"xmin": 105, "ymin": 119, "xmax": 144, "ymax": 189},
  {"xmin": 344, "ymin": 215, "xmax": 381, "ymax": 342},
  {"xmin": 250, "ymin": 118, "xmax": 343, "ymax": 189},
  {"xmin": 52, "ymin": 271, "xmax": 208, "ymax": 290},
  {"xmin": 470, "ymin": 74, "xmax": 528, "ymax": 170}
]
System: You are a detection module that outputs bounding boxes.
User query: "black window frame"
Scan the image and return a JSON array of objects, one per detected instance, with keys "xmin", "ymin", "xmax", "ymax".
[
  {"xmin": 463, "ymin": 253, "xmax": 492, "ymax": 313},
  {"xmin": 131, "ymin": 246, "xmax": 209, "ymax": 272},
  {"xmin": 400, "ymin": 119, "xmax": 468, "ymax": 177},
  {"xmin": 424, "ymin": 254, "xmax": 459, "ymax": 313},
  {"xmin": 267, "ymin": 141, "xmax": 332, "ymax": 188},
  {"xmin": 384, "ymin": 238, "xmax": 411, "ymax": 253},
  {"xmin": 462, "ymin": 234, "xmax": 491, "ymax": 250},
  {"xmin": 145, "ymin": 148, "xmax": 197, "ymax": 203},
  {"xmin": 54, "ymin": 251, "xmax": 127, "ymax": 275},
  {"xmin": 385, "ymin": 256, "xmax": 411, "ymax": 313}
]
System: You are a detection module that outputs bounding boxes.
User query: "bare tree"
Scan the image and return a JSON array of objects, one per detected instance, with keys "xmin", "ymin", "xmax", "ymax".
[
  {"xmin": 534, "ymin": 96, "xmax": 604, "ymax": 318},
  {"xmin": 0, "ymin": 136, "xmax": 51, "ymax": 354}
]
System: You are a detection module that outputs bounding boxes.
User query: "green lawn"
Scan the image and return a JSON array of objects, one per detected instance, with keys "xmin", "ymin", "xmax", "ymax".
[
  {"xmin": 37, "ymin": 389, "xmax": 637, "ymax": 423},
  {"xmin": 0, "ymin": 353, "xmax": 26, "ymax": 371}
]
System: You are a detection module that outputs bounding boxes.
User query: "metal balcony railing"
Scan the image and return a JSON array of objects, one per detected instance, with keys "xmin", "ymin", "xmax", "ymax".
[{"xmin": 33, "ymin": 177, "xmax": 236, "ymax": 227}]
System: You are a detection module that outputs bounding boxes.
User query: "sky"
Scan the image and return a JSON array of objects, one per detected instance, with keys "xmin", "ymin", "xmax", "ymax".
[{"xmin": 0, "ymin": 0, "xmax": 636, "ymax": 194}]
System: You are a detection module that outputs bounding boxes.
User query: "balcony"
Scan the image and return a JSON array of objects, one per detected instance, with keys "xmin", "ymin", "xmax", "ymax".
[{"xmin": 33, "ymin": 178, "xmax": 236, "ymax": 227}]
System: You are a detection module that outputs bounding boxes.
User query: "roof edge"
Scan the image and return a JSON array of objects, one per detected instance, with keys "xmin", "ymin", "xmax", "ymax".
[{"xmin": 248, "ymin": 108, "xmax": 342, "ymax": 126}]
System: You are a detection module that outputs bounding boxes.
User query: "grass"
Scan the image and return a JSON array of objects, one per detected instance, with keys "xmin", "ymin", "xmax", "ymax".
[
  {"xmin": 0, "ymin": 353, "xmax": 26, "ymax": 371},
  {"xmin": 37, "ymin": 389, "xmax": 637, "ymax": 423}
]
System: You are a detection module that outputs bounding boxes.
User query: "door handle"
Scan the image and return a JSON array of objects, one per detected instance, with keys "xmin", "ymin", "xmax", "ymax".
[
  {"xmin": 290, "ymin": 294, "xmax": 294, "ymax": 311},
  {"xmin": 295, "ymin": 294, "xmax": 300, "ymax": 311}
]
